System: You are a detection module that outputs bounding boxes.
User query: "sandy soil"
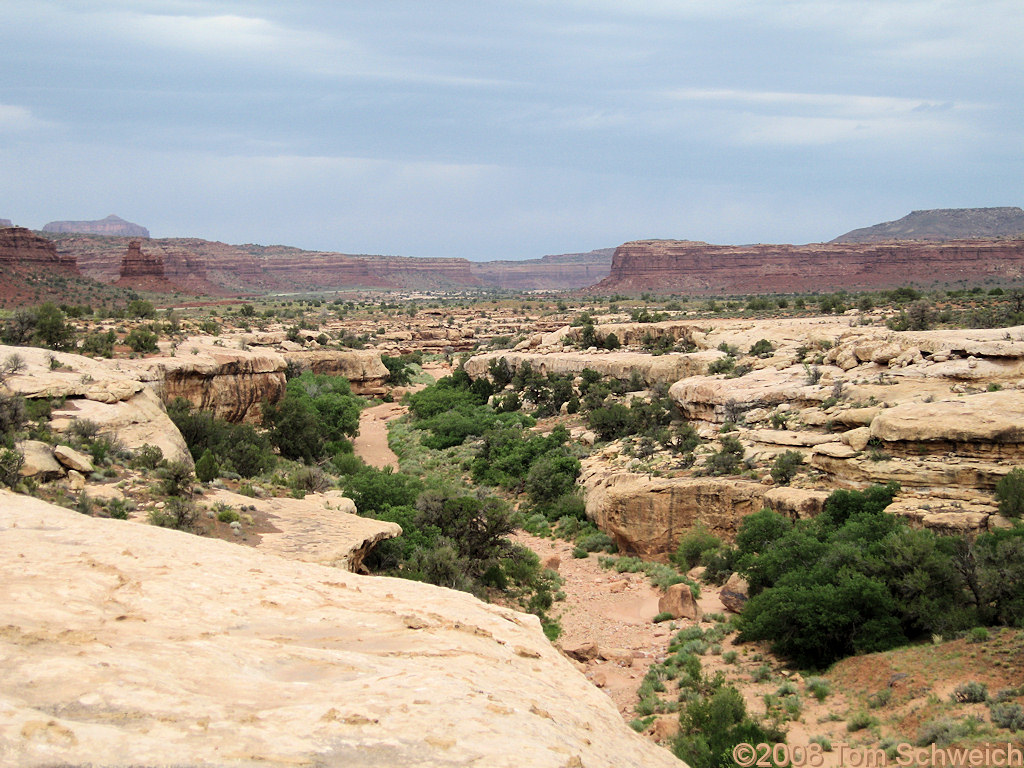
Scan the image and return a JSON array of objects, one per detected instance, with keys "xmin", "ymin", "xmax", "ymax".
[{"xmin": 353, "ymin": 402, "xmax": 405, "ymax": 469}]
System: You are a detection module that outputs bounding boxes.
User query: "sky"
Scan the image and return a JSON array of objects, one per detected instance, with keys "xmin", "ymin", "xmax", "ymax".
[{"xmin": 1, "ymin": 1, "xmax": 1021, "ymax": 261}]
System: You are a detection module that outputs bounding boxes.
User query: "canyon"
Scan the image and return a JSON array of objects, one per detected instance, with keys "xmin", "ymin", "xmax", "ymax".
[{"xmin": 468, "ymin": 315, "xmax": 1024, "ymax": 556}]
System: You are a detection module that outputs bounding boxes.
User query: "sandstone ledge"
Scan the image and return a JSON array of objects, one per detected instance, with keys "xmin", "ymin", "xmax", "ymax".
[{"xmin": 0, "ymin": 492, "xmax": 682, "ymax": 768}]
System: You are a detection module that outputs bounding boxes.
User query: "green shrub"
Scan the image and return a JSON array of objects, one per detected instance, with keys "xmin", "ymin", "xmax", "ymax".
[
  {"xmin": 158, "ymin": 460, "xmax": 194, "ymax": 497},
  {"xmin": 130, "ymin": 444, "xmax": 165, "ymax": 470},
  {"xmin": 952, "ymin": 682, "xmax": 988, "ymax": 704},
  {"xmin": 653, "ymin": 611, "xmax": 675, "ymax": 623},
  {"xmin": 672, "ymin": 526, "xmax": 722, "ymax": 569},
  {"xmin": 847, "ymin": 711, "xmax": 876, "ymax": 732},
  {"xmin": 149, "ymin": 497, "xmax": 198, "ymax": 531},
  {"xmin": 770, "ymin": 450, "xmax": 804, "ymax": 485},
  {"xmin": 967, "ymin": 626, "xmax": 990, "ymax": 643},
  {"xmin": 749, "ymin": 339, "xmax": 774, "ymax": 357},
  {"xmin": 194, "ymin": 449, "xmax": 219, "ymax": 482},
  {"xmin": 995, "ymin": 467, "xmax": 1024, "ymax": 518},
  {"xmin": 707, "ymin": 356, "xmax": 735, "ymax": 375},
  {"xmin": 990, "ymin": 702, "xmax": 1024, "ymax": 732},
  {"xmin": 215, "ymin": 504, "xmax": 240, "ymax": 523},
  {"xmin": 125, "ymin": 326, "xmax": 159, "ymax": 353},
  {"xmin": 722, "ymin": 650, "xmax": 738, "ymax": 664},
  {"xmin": 805, "ymin": 677, "xmax": 831, "ymax": 701}
]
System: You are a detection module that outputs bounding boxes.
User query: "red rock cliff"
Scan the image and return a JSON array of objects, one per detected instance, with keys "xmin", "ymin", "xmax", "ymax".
[
  {"xmin": 593, "ymin": 238, "xmax": 1024, "ymax": 295},
  {"xmin": 0, "ymin": 227, "xmax": 78, "ymax": 270}
]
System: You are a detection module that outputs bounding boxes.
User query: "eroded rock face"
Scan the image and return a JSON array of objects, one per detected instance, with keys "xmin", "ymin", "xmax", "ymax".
[
  {"xmin": 594, "ymin": 238, "xmax": 1024, "ymax": 294},
  {"xmin": 0, "ymin": 226, "xmax": 77, "ymax": 269},
  {"xmin": 282, "ymin": 349, "xmax": 389, "ymax": 396},
  {"xmin": 582, "ymin": 464, "xmax": 767, "ymax": 559},
  {"xmin": 1, "ymin": 344, "xmax": 191, "ymax": 465},
  {"xmin": 127, "ymin": 338, "xmax": 288, "ymax": 423},
  {"xmin": 0, "ymin": 493, "xmax": 683, "ymax": 768}
]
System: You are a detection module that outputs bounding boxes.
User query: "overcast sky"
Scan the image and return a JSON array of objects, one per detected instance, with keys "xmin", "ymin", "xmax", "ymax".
[{"xmin": 1, "ymin": 1, "xmax": 1021, "ymax": 260}]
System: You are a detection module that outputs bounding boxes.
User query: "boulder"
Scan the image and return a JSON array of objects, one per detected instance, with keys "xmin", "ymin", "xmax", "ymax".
[
  {"xmin": 763, "ymin": 487, "xmax": 830, "ymax": 520},
  {"xmin": 651, "ymin": 715, "xmax": 680, "ymax": 742},
  {"xmin": 562, "ymin": 641, "xmax": 601, "ymax": 662},
  {"xmin": 720, "ymin": 572, "xmax": 750, "ymax": 614},
  {"xmin": 842, "ymin": 426, "xmax": 872, "ymax": 452},
  {"xmin": 53, "ymin": 445, "xmax": 94, "ymax": 474},
  {"xmin": 16, "ymin": 441, "xmax": 63, "ymax": 480},
  {"xmin": 658, "ymin": 583, "xmax": 701, "ymax": 621}
]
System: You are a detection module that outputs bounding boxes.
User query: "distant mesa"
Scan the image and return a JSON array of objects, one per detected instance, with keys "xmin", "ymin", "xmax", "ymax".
[
  {"xmin": 43, "ymin": 214, "xmax": 150, "ymax": 238},
  {"xmin": 833, "ymin": 207, "xmax": 1024, "ymax": 243},
  {"xmin": 0, "ymin": 218, "xmax": 11, "ymax": 227}
]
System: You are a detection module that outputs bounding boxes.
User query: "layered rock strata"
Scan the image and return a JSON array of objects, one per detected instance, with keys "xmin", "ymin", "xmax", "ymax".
[
  {"xmin": 1, "ymin": 344, "xmax": 191, "ymax": 466},
  {"xmin": 0, "ymin": 226, "xmax": 77, "ymax": 270},
  {"xmin": 0, "ymin": 492, "xmax": 683, "ymax": 768},
  {"xmin": 593, "ymin": 238, "xmax": 1024, "ymax": 294}
]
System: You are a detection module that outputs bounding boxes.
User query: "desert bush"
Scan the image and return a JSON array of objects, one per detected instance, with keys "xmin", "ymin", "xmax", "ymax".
[
  {"xmin": 80, "ymin": 330, "xmax": 116, "ymax": 357},
  {"xmin": 672, "ymin": 526, "xmax": 723, "ymax": 570},
  {"xmin": 0, "ymin": 447, "xmax": 24, "ymax": 488},
  {"xmin": 770, "ymin": 450, "xmax": 804, "ymax": 485},
  {"xmin": 995, "ymin": 467, "xmax": 1024, "ymax": 518},
  {"xmin": 125, "ymin": 326, "xmax": 159, "ymax": 353},
  {"xmin": 705, "ymin": 436, "xmax": 745, "ymax": 476},
  {"xmin": 749, "ymin": 339, "xmax": 774, "ymax": 357},
  {"xmin": 952, "ymin": 682, "xmax": 988, "ymax": 703},
  {"xmin": 129, "ymin": 444, "xmax": 165, "ymax": 470},
  {"xmin": 990, "ymin": 702, "xmax": 1024, "ymax": 732},
  {"xmin": 0, "ymin": 392, "xmax": 27, "ymax": 437},
  {"xmin": 158, "ymin": 459, "xmax": 194, "ymax": 497},
  {"xmin": 194, "ymin": 449, "xmax": 219, "ymax": 482},
  {"xmin": 149, "ymin": 497, "xmax": 198, "ymax": 531}
]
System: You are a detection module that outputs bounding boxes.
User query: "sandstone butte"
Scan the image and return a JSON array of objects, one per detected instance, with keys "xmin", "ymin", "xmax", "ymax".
[
  {"xmin": 0, "ymin": 492, "xmax": 684, "ymax": 768},
  {"xmin": 591, "ymin": 237, "xmax": 1024, "ymax": 295},
  {"xmin": 467, "ymin": 316, "xmax": 1024, "ymax": 556},
  {"xmin": 42, "ymin": 213, "xmax": 150, "ymax": 238},
  {"xmin": 0, "ymin": 227, "xmax": 78, "ymax": 271}
]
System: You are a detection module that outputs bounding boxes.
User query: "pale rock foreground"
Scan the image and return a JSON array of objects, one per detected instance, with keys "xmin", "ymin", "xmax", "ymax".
[{"xmin": 0, "ymin": 492, "xmax": 684, "ymax": 768}]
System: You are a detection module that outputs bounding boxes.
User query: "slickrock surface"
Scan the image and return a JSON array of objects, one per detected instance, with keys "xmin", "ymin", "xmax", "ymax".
[
  {"xmin": 0, "ymin": 344, "xmax": 190, "ymax": 465},
  {"xmin": 205, "ymin": 488, "xmax": 402, "ymax": 572},
  {"xmin": 0, "ymin": 492, "xmax": 683, "ymax": 767}
]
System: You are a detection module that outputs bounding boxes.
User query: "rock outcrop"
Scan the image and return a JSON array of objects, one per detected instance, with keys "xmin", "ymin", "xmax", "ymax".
[
  {"xmin": 43, "ymin": 213, "xmax": 149, "ymax": 238},
  {"xmin": 123, "ymin": 338, "xmax": 391, "ymax": 420},
  {"xmin": 49, "ymin": 236, "xmax": 613, "ymax": 295},
  {"xmin": 833, "ymin": 207, "xmax": 1024, "ymax": 243},
  {"xmin": 0, "ymin": 226, "xmax": 77, "ymax": 270},
  {"xmin": 0, "ymin": 492, "xmax": 683, "ymax": 768},
  {"xmin": 1, "ymin": 344, "xmax": 191, "ymax": 465},
  {"xmin": 282, "ymin": 349, "xmax": 390, "ymax": 396},
  {"xmin": 592, "ymin": 238, "xmax": 1024, "ymax": 294},
  {"xmin": 205, "ymin": 488, "xmax": 401, "ymax": 572},
  {"xmin": 127, "ymin": 338, "xmax": 288, "ymax": 423}
]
